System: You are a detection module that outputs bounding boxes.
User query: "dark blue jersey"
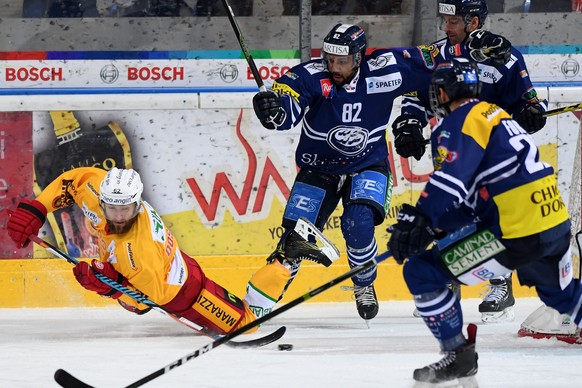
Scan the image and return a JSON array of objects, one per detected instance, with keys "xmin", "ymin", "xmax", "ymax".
[
  {"xmin": 417, "ymin": 100, "xmax": 568, "ymax": 238},
  {"xmin": 401, "ymin": 38, "xmax": 545, "ymax": 126},
  {"xmin": 270, "ymin": 47, "xmax": 436, "ymax": 174}
]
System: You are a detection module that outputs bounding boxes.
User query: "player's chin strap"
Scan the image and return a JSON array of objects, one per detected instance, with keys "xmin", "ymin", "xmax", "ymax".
[{"xmin": 294, "ymin": 217, "xmax": 341, "ymax": 264}]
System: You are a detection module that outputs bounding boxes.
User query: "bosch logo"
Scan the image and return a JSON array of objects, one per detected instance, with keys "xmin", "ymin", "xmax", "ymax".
[
  {"xmin": 100, "ymin": 64, "xmax": 119, "ymax": 84},
  {"xmin": 561, "ymin": 59, "xmax": 580, "ymax": 78},
  {"xmin": 326, "ymin": 126, "xmax": 369, "ymax": 156},
  {"xmin": 127, "ymin": 66, "xmax": 185, "ymax": 81},
  {"xmin": 220, "ymin": 64, "xmax": 239, "ymax": 83},
  {"xmin": 247, "ymin": 66, "xmax": 290, "ymax": 81},
  {"xmin": 5, "ymin": 67, "xmax": 63, "ymax": 82}
]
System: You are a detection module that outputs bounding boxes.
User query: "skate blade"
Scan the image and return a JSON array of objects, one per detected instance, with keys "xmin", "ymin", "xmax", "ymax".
[
  {"xmin": 413, "ymin": 308, "xmax": 421, "ymax": 318},
  {"xmin": 364, "ymin": 319, "xmax": 372, "ymax": 329},
  {"xmin": 480, "ymin": 307, "xmax": 515, "ymax": 323},
  {"xmin": 413, "ymin": 376, "xmax": 479, "ymax": 388}
]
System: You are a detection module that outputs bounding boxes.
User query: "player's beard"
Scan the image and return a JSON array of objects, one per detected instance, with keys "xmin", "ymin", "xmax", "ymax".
[{"xmin": 106, "ymin": 217, "xmax": 137, "ymax": 234}]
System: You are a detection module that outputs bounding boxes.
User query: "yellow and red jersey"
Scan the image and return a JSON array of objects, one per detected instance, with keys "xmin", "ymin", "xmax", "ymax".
[{"xmin": 36, "ymin": 167, "xmax": 185, "ymax": 307}]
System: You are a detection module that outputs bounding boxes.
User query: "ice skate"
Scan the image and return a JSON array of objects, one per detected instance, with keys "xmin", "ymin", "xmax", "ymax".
[
  {"xmin": 413, "ymin": 324, "xmax": 478, "ymax": 385},
  {"xmin": 518, "ymin": 305, "xmax": 582, "ymax": 345},
  {"xmin": 479, "ymin": 276, "xmax": 515, "ymax": 323},
  {"xmin": 348, "ymin": 284, "xmax": 379, "ymax": 325}
]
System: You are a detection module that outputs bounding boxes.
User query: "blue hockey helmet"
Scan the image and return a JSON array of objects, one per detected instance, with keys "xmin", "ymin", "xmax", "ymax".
[
  {"xmin": 438, "ymin": 0, "xmax": 488, "ymax": 28},
  {"xmin": 429, "ymin": 58, "xmax": 481, "ymax": 117},
  {"xmin": 322, "ymin": 24, "xmax": 367, "ymax": 57}
]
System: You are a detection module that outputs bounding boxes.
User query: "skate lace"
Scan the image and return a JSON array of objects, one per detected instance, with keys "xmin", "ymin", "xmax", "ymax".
[
  {"xmin": 480, "ymin": 283, "xmax": 507, "ymax": 303},
  {"xmin": 353, "ymin": 285, "xmax": 376, "ymax": 306},
  {"xmin": 428, "ymin": 352, "xmax": 456, "ymax": 371}
]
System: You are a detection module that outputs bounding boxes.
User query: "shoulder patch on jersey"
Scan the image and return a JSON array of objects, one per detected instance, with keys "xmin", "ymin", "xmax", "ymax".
[
  {"xmin": 272, "ymin": 81, "xmax": 301, "ymax": 102},
  {"xmin": 462, "ymin": 102, "xmax": 508, "ymax": 149},
  {"xmin": 303, "ymin": 61, "xmax": 326, "ymax": 75},
  {"xmin": 416, "ymin": 44, "xmax": 440, "ymax": 69},
  {"xmin": 143, "ymin": 201, "xmax": 166, "ymax": 244},
  {"xmin": 367, "ymin": 53, "xmax": 397, "ymax": 71},
  {"xmin": 81, "ymin": 201, "xmax": 102, "ymax": 225},
  {"xmin": 434, "ymin": 145, "xmax": 458, "ymax": 171},
  {"xmin": 365, "ymin": 73, "xmax": 403, "ymax": 94},
  {"xmin": 476, "ymin": 63, "xmax": 502, "ymax": 85}
]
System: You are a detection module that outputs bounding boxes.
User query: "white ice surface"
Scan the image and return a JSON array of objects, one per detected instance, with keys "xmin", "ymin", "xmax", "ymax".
[{"xmin": 1, "ymin": 297, "xmax": 581, "ymax": 388}]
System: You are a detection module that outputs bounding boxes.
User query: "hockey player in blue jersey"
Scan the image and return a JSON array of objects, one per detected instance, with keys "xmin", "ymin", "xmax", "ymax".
[
  {"xmin": 250, "ymin": 23, "xmax": 445, "ymax": 322},
  {"xmin": 392, "ymin": 0, "xmax": 548, "ymax": 322},
  {"xmin": 388, "ymin": 58, "xmax": 580, "ymax": 384}
]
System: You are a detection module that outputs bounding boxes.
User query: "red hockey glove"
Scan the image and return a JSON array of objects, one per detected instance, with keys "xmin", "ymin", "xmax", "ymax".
[
  {"xmin": 73, "ymin": 260, "xmax": 126, "ymax": 298},
  {"xmin": 7, "ymin": 199, "xmax": 47, "ymax": 248}
]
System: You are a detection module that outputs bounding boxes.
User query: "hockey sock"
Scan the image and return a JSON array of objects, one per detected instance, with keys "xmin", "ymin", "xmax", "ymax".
[{"xmin": 414, "ymin": 288, "xmax": 465, "ymax": 351}]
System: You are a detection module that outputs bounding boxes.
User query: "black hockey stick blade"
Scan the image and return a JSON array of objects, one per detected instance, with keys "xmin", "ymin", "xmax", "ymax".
[
  {"xmin": 221, "ymin": 325, "xmax": 286, "ymax": 348},
  {"xmin": 55, "ymin": 369, "xmax": 95, "ymax": 388},
  {"xmin": 55, "ymin": 251, "xmax": 391, "ymax": 388},
  {"xmin": 28, "ymin": 234, "xmax": 281, "ymax": 349}
]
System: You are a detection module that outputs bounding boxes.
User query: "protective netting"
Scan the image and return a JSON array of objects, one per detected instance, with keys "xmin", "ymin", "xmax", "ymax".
[{"xmin": 568, "ymin": 120, "xmax": 582, "ymax": 279}]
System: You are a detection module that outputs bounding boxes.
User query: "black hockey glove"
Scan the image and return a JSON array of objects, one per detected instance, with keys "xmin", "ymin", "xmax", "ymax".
[
  {"xmin": 391, "ymin": 115, "xmax": 427, "ymax": 161},
  {"xmin": 468, "ymin": 29, "xmax": 512, "ymax": 66},
  {"xmin": 253, "ymin": 91, "xmax": 286, "ymax": 130},
  {"xmin": 387, "ymin": 204, "xmax": 435, "ymax": 264},
  {"xmin": 513, "ymin": 102, "xmax": 547, "ymax": 134}
]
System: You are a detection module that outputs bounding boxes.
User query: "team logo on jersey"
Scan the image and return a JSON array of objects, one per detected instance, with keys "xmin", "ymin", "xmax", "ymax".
[
  {"xmin": 366, "ymin": 73, "xmax": 403, "ymax": 94},
  {"xmin": 320, "ymin": 79, "xmax": 334, "ymax": 98},
  {"xmin": 327, "ymin": 125, "xmax": 369, "ymax": 156},
  {"xmin": 367, "ymin": 53, "xmax": 397, "ymax": 70},
  {"xmin": 416, "ymin": 45, "xmax": 439, "ymax": 69},
  {"xmin": 433, "ymin": 145, "xmax": 457, "ymax": 170}
]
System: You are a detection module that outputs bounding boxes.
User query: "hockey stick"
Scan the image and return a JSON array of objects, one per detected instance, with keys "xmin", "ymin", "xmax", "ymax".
[
  {"xmin": 54, "ymin": 249, "xmax": 392, "ymax": 388},
  {"xmin": 543, "ymin": 102, "xmax": 582, "ymax": 117},
  {"xmin": 414, "ymin": 102, "xmax": 582, "ymax": 146},
  {"xmin": 219, "ymin": 0, "xmax": 266, "ymax": 92},
  {"xmin": 28, "ymin": 234, "xmax": 285, "ymax": 349}
]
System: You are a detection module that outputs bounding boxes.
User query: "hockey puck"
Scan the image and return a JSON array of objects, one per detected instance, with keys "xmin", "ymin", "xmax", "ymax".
[{"xmin": 278, "ymin": 344, "xmax": 293, "ymax": 351}]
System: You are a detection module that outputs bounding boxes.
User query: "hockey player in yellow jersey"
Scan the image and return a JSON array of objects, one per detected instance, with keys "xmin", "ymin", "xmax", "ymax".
[{"xmin": 6, "ymin": 167, "xmax": 335, "ymax": 335}]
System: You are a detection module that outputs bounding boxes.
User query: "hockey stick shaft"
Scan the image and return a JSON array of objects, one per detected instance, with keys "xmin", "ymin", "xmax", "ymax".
[
  {"xmin": 118, "ymin": 250, "xmax": 392, "ymax": 388},
  {"xmin": 28, "ymin": 235, "xmax": 271, "ymax": 346},
  {"xmin": 543, "ymin": 102, "xmax": 582, "ymax": 117},
  {"xmin": 219, "ymin": 0, "xmax": 266, "ymax": 92}
]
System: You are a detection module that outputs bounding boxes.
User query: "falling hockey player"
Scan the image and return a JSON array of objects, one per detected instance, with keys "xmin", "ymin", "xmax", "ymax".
[
  {"xmin": 6, "ymin": 167, "xmax": 339, "ymax": 336},
  {"xmin": 387, "ymin": 58, "xmax": 582, "ymax": 384},
  {"xmin": 391, "ymin": 0, "xmax": 548, "ymax": 323}
]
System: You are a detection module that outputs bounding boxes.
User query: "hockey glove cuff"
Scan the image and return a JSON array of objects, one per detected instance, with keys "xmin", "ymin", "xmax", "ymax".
[
  {"xmin": 468, "ymin": 30, "xmax": 512, "ymax": 66},
  {"xmin": 73, "ymin": 260, "xmax": 126, "ymax": 299},
  {"xmin": 7, "ymin": 199, "xmax": 47, "ymax": 249},
  {"xmin": 391, "ymin": 115, "xmax": 427, "ymax": 160},
  {"xmin": 387, "ymin": 204, "xmax": 435, "ymax": 264},
  {"xmin": 513, "ymin": 102, "xmax": 547, "ymax": 134},
  {"xmin": 253, "ymin": 91, "xmax": 286, "ymax": 129}
]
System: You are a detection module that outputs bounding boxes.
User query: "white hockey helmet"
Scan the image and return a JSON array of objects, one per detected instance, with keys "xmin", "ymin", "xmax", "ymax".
[{"xmin": 100, "ymin": 167, "xmax": 143, "ymax": 208}]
